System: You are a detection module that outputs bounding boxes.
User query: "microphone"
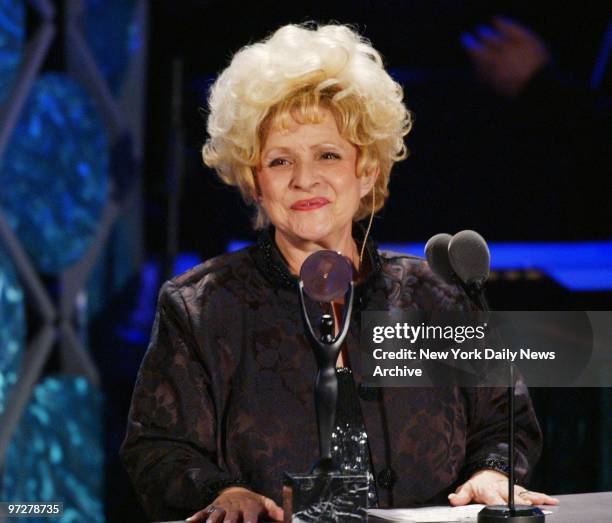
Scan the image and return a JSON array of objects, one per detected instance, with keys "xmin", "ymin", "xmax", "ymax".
[
  {"xmin": 425, "ymin": 230, "xmax": 490, "ymax": 311},
  {"xmin": 447, "ymin": 230, "xmax": 490, "ymax": 289},
  {"xmin": 424, "ymin": 233, "xmax": 455, "ymax": 284}
]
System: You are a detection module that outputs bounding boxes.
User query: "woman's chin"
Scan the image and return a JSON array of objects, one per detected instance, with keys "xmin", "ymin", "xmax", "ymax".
[{"xmin": 280, "ymin": 221, "xmax": 346, "ymax": 246}]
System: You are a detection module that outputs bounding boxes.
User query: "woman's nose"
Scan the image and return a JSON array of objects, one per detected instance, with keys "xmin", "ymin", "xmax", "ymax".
[{"xmin": 290, "ymin": 159, "xmax": 320, "ymax": 190}]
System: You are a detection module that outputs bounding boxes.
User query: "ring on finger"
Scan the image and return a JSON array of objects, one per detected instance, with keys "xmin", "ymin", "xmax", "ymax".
[
  {"xmin": 518, "ymin": 490, "xmax": 533, "ymax": 498},
  {"xmin": 207, "ymin": 505, "xmax": 218, "ymax": 514}
]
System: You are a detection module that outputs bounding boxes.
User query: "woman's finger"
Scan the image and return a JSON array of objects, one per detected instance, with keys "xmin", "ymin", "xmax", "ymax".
[
  {"xmin": 480, "ymin": 486, "xmax": 506, "ymax": 506},
  {"xmin": 518, "ymin": 489, "xmax": 560, "ymax": 506},
  {"xmin": 206, "ymin": 506, "xmax": 226, "ymax": 523},
  {"xmin": 448, "ymin": 481, "xmax": 475, "ymax": 506},
  {"xmin": 242, "ymin": 508, "xmax": 260, "ymax": 523},
  {"xmin": 262, "ymin": 496, "xmax": 284, "ymax": 521},
  {"xmin": 512, "ymin": 485, "xmax": 533, "ymax": 506},
  {"xmin": 186, "ymin": 505, "xmax": 222, "ymax": 522},
  {"xmin": 222, "ymin": 509, "xmax": 241, "ymax": 523}
]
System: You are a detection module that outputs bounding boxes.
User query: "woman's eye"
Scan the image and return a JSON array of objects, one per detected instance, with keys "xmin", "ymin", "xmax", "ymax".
[
  {"xmin": 268, "ymin": 158, "xmax": 290, "ymax": 167},
  {"xmin": 321, "ymin": 151, "xmax": 341, "ymax": 160}
]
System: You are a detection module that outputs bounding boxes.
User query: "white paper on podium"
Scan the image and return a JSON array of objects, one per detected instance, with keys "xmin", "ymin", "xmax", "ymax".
[
  {"xmin": 368, "ymin": 505, "xmax": 553, "ymax": 522},
  {"xmin": 368, "ymin": 505, "xmax": 485, "ymax": 523},
  {"xmin": 368, "ymin": 504, "xmax": 486, "ymax": 522}
]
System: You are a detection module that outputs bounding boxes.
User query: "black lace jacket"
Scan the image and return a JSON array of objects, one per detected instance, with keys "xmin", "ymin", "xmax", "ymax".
[{"xmin": 120, "ymin": 229, "xmax": 542, "ymax": 520}]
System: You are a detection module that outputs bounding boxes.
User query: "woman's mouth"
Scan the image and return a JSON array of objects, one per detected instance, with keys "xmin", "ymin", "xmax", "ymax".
[{"xmin": 290, "ymin": 197, "xmax": 329, "ymax": 211}]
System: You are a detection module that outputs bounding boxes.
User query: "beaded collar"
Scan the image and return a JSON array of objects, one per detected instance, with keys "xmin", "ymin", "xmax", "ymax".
[{"xmin": 250, "ymin": 225, "xmax": 383, "ymax": 292}]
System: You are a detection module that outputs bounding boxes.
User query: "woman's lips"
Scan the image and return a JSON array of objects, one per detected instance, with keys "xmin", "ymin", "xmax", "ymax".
[{"xmin": 290, "ymin": 197, "xmax": 329, "ymax": 211}]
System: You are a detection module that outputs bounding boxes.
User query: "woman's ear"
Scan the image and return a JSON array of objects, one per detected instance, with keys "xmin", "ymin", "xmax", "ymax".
[{"xmin": 359, "ymin": 166, "xmax": 380, "ymax": 198}]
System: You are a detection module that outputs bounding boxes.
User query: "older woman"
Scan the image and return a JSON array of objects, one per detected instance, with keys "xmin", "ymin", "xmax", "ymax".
[{"xmin": 120, "ymin": 24, "xmax": 557, "ymax": 522}]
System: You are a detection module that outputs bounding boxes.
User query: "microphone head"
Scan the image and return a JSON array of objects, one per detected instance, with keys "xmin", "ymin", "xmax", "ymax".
[
  {"xmin": 424, "ymin": 233, "xmax": 455, "ymax": 284},
  {"xmin": 300, "ymin": 250, "xmax": 353, "ymax": 302},
  {"xmin": 448, "ymin": 230, "xmax": 490, "ymax": 285}
]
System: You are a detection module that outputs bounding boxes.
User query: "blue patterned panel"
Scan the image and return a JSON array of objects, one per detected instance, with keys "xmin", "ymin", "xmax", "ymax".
[
  {"xmin": 84, "ymin": 0, "xmax": 139, "ymax": 94},
  {"xmin": 0, "ymin": 0, "xmax": 25, "ymax": 102},
  {"xmin": 0, "ymin": 245, "xmax": 25, "ymax": 415},
  {"xmin": 0, "ymin": 73, "xmax": 109, "ymax": 274},
  {"xmin": 0, "ymin": 376, "xmax": 104, "ymax": 523}
]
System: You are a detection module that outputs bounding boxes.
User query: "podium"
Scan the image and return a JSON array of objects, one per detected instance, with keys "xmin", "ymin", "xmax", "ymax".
[{"xmin": 366, "ymin": 491, "xmax": 612, "ymax": 523}]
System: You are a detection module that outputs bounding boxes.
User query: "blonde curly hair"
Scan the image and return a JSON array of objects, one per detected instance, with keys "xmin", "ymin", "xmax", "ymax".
[{"xmin": 202, "ymin": 23, "xmax": 412, "ymax": 228}]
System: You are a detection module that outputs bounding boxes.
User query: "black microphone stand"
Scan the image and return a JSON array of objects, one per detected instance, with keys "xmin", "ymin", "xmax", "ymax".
[
  {"xmin": 427, "ymin": 231, "xmax": 545, "ymax": 520},
  {"xmin": 456, "ymin": 279, "xmax": 490, "ymax": 312},
  {"xmin": 478, "ymin": 360, "xmax": 544, "ymax": 522},
  {"xmin": 467, "ymin": 283, "xmax": 544, "ymax": 523}
]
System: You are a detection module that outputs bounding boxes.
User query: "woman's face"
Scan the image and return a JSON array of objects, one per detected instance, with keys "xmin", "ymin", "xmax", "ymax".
[{"xmin": 256, "ymin": 108, "xmax": 373, "ymax": 248}]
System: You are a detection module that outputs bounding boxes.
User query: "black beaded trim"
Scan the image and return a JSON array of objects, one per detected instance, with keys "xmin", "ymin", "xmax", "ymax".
[
  {"xmin": 200, "ymin": 477, "xmax": 252, "ymax": 505},
  {"xmin": 463, "ymin": 456, "xmax": 511, "ymax": 481},
  {"xmin": 251, "ymin": 225, "xmax": 383, "ymax": 292},
  {"xmin": 254, "ymin": 229, "xmax": 298, "ymax": 290}
]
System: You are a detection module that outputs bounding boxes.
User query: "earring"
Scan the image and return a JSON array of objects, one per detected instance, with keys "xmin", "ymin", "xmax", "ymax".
[{"xmin": 359, "ymin": 188, "xmax": 375, "ymax": 267}]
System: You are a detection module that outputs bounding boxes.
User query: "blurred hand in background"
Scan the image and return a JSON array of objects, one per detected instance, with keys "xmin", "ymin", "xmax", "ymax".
[{"xmin": 461, "ymin": 17, "xmax": 551, "ymax": 98}]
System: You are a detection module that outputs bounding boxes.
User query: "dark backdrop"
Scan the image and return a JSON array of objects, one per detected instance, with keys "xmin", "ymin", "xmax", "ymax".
[{"xmin": 144, "ymin": 0, "xmax": 611, "ymax": 260}]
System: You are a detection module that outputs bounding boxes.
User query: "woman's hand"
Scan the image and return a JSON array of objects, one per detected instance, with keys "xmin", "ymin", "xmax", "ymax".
[
  {"xmin": 186, "ymin": 486, "xmax": 284, "ymax": 522},
  {"xmin": 448, "ymin": 470, "xmax": 559, "ymax": 507}
]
